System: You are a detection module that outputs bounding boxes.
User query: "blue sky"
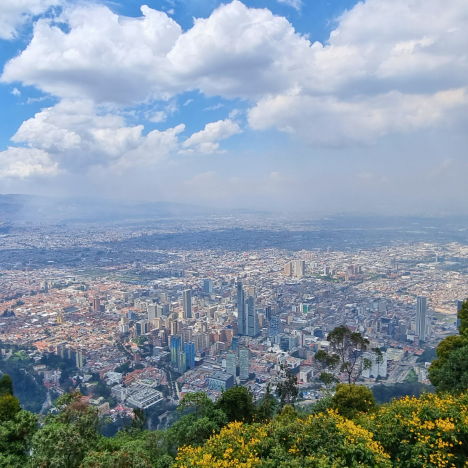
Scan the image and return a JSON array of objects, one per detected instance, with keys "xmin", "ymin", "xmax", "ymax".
[{"xmin": 0, "ymin": 0, "xmax": 468, "ymax": 214}]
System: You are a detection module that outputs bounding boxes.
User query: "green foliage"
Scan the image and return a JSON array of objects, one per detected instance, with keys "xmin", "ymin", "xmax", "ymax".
[
  {"xmin": 275, "ymin": 365, "xmax": 299, "ymax": 408},
  {"xmin": 308, "ymin": 395, "xmax": 333, "ymax": 414},
  {"xmin": 429, "ymin": 330, "xmax": 468, "ymax": 393},
  {"xmin": 215, "ymin": 385, "xmax": 256, "ymax": 423},
  {"xmin": 255, "ymin": 384, "xmax": 278, "ymax": 422},
  {"xmin": 0, "ymin": 374, "xmax": 13, "ymax": 396},
  {"xmin": 331, "ymin": 383, "xmax": 376, "ymax": 419},
  {"xmin": 316, "ymin": 325, "xmax": 373, "ymax": 384},
  {"xmin": 430, "ymin": 345, "xmax": 468, "ymax": 394},
  {"xmin": 457, "ymin": 298, "xmax": 468, "ymax": 334},
  {"xmin": 416, "ymin": 347, "xmax": 437, "ymax": 363},
  {"xmin": 0, "ymin": 359, "xmax": 47, "ymax": 412},
  {"xmin": 0, "ymin": 394, "xmax": 21, "ymax": 422},
  {"xmin": 124, "ymin": 407, "xmax": 148, "ymax": 434},
  {"xmin": 404, "ymin": 369, "xmax": 418, "ymax": 383},
  {"xmin": 0, "ymin": 410, "xmax": 38, "ymax": 468},
  {"xmin": 114, "ymin": 361, "xmax": 131, "ymax": 374}
]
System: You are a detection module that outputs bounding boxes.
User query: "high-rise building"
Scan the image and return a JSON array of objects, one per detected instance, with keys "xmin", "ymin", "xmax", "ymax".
[
  {"xmin": 237, "ymin": 281, "xmax": 246, "ymax": 335},
  {"xmin": 246, "ymin": 294, "xmax": 260, "ymax": 337},
  {"xmin": 203, "ymin": 279, "xmax": 213, "ymax": 294},
  {"xmin": 170, "ymin": 320, "xmax": 179, "ymax": 336},
  {"xmin": 170, "ymin": 335, "xmax": 181, "ymax": 365},
  {"xmin": 147, "ymin": 305, "xmax": 157, "ymax": 322},
  {"xmin": 283, "ymin": 262, "xmax": 292, "ymax": 276},
  {"xmin": 226, "ymin": 352, "xmax": 236, "ymax": 377},
  {"xmin": 92, "ymin": 298, "xmax": 101, "ymax": 312},
  {"xmin": 239, "ymin": 348, "xmax": 249, "ymax": 380},
  {"xmin": 40, "ymin": 280, "xmax": 48, "ymax": 293},
  {"xmin": 268, "ymin": 315, "xmax": 282, "ymax": 337},
  {"xmin": 135, "ymin": 320, "xmax": 148, "ymax": 336},
  {"xmin": 185, "ymin": 341, "xmax": 195, "ymax": 369},
  {"xmin": 57, "ymin": 310, "xmax": 63, "ymax": 324},
  {"xmin": 264, "ymin": 305, "xmax": 272, "ymax": 321},
  {"xmin": 178, "ymin": 350, "xmax": 186, "ymax": 373},
  {"xmin": 231, "ymin": 336, "xmax": 238, "ymax": 351},
  {"xmin": 183, "ymin": 289, "xmax": 192, "ymax": 319},
  {"xmin": 293, "ymin": 260, "xmax": 306, "ymax": 278},
  {"xmin": 416, "ymin": 296, "xmax": 427, "ymax": 342},
  {"xmin": 76, "ymin": 349, "xmax": 83, "ymax": 369}
]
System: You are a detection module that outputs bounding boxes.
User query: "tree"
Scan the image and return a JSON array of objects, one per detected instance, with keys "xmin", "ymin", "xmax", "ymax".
[
  {"xmin": 255, "ymin": 384, "xmax": 278, "ymax": 422},
  {"xmin": 316, "ymin": 326, "xmax": 372, "ymax": 384},
  {"xmin": 0, "ymin": 374, "xmax": 13, "ymax": 396},
  {"xmin": 178, "ymin": 391, "xmax": 214, "ymax": 419},
  {"xmin": 276, "ymin": 365, "xmax": 299, "ymax": 408},
  {"xmin": 331, "ymin": 383, "xmax": 376, "ymax": 419},
  {"xmin": 429, "ymin": 345, "xmax": 468, "ymax": 394},
  {"xmin": 429, "ymin": 334, "xmax": 468, "ymax": 390},
  {"xmin": 0, "ymin": 394, "xmax": 21, "ymax": 422},
  {"xmin": 457, "ymin": 299, "xmax": 468, "ymax": 334},
  {"xmin": 319, "ymin": 372, "xmax": 338, "ymax": 394},
  {"xmin": 124, "ymin": 408, "xmax": 147, "ymax": 434},
  {"xmin": 216, "ymin": 386, "xmax": 256, "ymax": 423}
]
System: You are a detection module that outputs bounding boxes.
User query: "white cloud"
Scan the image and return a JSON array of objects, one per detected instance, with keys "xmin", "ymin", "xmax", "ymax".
[
  {"xmin": 249, "ymin": 88, "xmax": 468, "ymax": 145},
  {"xmin": 277, "ymin": 0, "xmax": 303, "ymax": 11},
  {"xmin": 2, "ymin": 4, "xmax": 182, "ymax": 103},
  {"xmin": 11, "ymin": 87, "xmax": 21, "ymax": 96},
  {"xmin": 149, "ymin": 111, "xmax": 167, "ymax": 123},
  {"xmin": 182, "ymin": 119, "xmax": 242, "ymax": 154},
  {"xmin": 1, "ymin": 0, "xmax": 468, "ymax": 180},
  {"xmin": 0, "ymin": 147, "xmax": 58, "ymax": 178},
  {"xmin": 9, "ymin": 100, "xmax": 185, "ymax": 173},
  {"xmin": 183, "ymin": 99, "xmax": 194, "ymax": 106},
  {"xmin": 0, "ymin": 0, "xmax": 61, "ymax": 40}
]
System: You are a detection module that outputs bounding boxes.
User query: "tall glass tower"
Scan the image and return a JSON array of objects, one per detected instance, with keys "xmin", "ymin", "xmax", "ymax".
[
  {"xmin": 183, "ymin": 289, "xmax": 192, "ymax": 319},
  {"xmin": 237, "ymin": 281, "xmax": 246, "ymax": 335},
  {"xmin": 416, "ymin": 296, "xmax": 427, "ymax": 342}
]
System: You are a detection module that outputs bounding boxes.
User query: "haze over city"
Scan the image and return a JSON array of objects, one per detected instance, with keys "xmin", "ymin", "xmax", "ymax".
[{"xmin": 0, "ymin": 0, "xmax": 468, "ymax": 213}]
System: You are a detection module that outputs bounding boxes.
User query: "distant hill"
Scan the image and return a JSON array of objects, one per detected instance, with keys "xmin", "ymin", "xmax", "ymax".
[{"xmin": 0, "ymin": 194, "xmax": 215, "ymax": 223}]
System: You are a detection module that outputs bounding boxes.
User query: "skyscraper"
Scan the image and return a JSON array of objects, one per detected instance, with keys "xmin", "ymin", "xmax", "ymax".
[
  {"xmin": 147, "ymin": 304, "xmax": 157, "ymax": 322},
  {"xmin": 185, "ymin": 341, "xmax": 195, "ymax": 369},
  {"xmin": 178, "ymin": 351, "xmax": 187, "ymax": 373},
  {"xmin": 416, "ymin": 296, "xmax": 427, "ymax": 342},
  {"xmin": 203, "ymin": 279, "xmax": 213, "ymax": 294},
  {"xmin": 237, "ymin": 281, "xmax": 246, "ymax": 335},
  {"xmin": 170, "ymin": 335, "xmax": 181, "ymax": 365},
  {"xmin": 226, "ymin": 352, "xmax": 236, "ymax": 377},
  {"xmin": 92, "ymin": 298, "xmax": 101, "ymax": 312},
  {"xmin": 239, "ymin": 348, "xmax": 249, "ymax": 380},
  {"xmin": 183, "ymin": 289, "xmax": 192, "ymax": 319},
  {"xmin": 246, "ymin": 294, "xmax": 260, "ymax": 337}
]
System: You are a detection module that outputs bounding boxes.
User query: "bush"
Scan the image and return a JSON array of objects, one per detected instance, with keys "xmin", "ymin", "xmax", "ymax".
[{"xmin": 331, "ymin": 383, "xmax": 376, "ymax": 419}]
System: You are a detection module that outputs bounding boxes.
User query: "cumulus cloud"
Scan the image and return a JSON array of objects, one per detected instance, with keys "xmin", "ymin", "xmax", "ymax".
[
  {"xmin": 2, "ymin": 0, "xmax": 468, "ymax": 183},
  {"xmin": 182, "ymin": 119, "xmax": 242, "ymax": 154},
  {"xmin": 249, "ymin": 88, "xmax": 468, "ymax": 145},
  {"xmin": 0, "ymin": 147, "xmax": 58, "ymax": 178},
  {"xmin": 2, "ymin": 4, "xmax": 182, "ymax": 103},
  {"xmin": 5, "ymin": 100, "xmax": 185, "ymax": 175},
  {"xmin": 0, "ymin": 0, "xmax": 61, "ymax": 40}
]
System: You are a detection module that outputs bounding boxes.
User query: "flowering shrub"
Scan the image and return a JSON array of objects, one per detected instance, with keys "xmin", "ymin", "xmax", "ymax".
[
  {"xmin": 176, "ymin": 408, "xmax": 391, "ymax": 468},
  {"xmin": 176, "ymin": 393, "xmax": 468, "ymax": 468},
  {"xmin": 365, "ymin": 392, "xmax": 468, "ymax": 467}
]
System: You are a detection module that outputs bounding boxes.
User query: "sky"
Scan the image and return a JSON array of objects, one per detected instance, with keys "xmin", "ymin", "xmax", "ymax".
[{"xmin": 0, "ymin": 0, "xmax": 468, "ymax": 214}]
